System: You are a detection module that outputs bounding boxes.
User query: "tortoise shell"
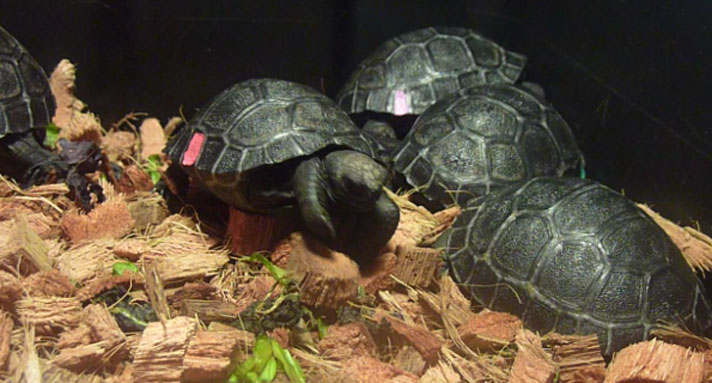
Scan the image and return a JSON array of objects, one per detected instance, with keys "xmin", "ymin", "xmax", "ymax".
[
  {"xmin": 0, "ymin": 26, "xmax": 55, "ymax": 138},
  {"xmin": 436, "ymin": 177, "xmax": 712, "ymax": 356},
  {"xmin": 392, "ymin": 83, "xmax": 582, "ymax": 208},
  {"xmin": 336, "ymin": 26, "xmax": 526, "ymax": 116},
  {"xmin": 164, "ymin": 78, "xmax": 374, "ymax": 211}
]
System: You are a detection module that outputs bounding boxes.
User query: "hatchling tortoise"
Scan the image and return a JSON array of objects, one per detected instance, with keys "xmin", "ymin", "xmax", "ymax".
[
  {"xmin": 435, "ymin": 177, "xmax": 712, "ymax": 357},
  {"xmin": 164, "ymin": 78, "xmax": 399, "ymax": 257},
  {"xmin": 336, "ymin": 26, "xmax": 526, "ymax": 116},
  {"xmin": 0, "ymin": 25, "xmax": 66, "ymax": 186},
  {"xmin": 392, "ymin": 83, "xmax": 583, "ymax": 209}
]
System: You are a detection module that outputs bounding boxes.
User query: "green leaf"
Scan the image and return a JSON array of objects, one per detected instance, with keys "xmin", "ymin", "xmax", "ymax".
[
  {"xmin": 258, "ymin": 358, "xmax": 277, "ymax": 382},
  {"xmin": 271, "ymin": 341, "xmax": 304, "ymax": 383},
  {"xmin": 243, "ymin": 253, "xmax": 287, "ymax": 285},
  {"xmin": 316, "ymin": 318, "xmax": 327, "ymax": 340},
  {"xmin": 43, "ymin": 123, "xmax": 59, "ymax": 148},
  {"xmin": 252, "ymin": 336, "xmax": 274, "ymax": 373},
  {"xmin": 579, "ymin": 165, "xmax": 586, "ymax": 179},
  {"xmin": 112, "ymin": 261, "xmax": 138, "ymax": 276}
]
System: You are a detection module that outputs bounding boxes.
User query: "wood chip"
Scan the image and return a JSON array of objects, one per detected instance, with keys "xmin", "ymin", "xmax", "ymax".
[
  {"xmin": 227, "ymin": 207, "xmax": 294, "ymax": 255},
  {"xmin": 0, "ymin": 271, "xmax": 22, "ymax": 312},
  {"xmin": 56, "ymin": 324, "xmax": 92, "ymax": 350},
  {"xmin": 114, "ymin": 165, "xmax": 155, "ymax": 195},
  {"xmin": 546, "ymin": 334, "xmax": 605, "ymax": 383},
  {"xmin": 317, "ymin": 322, "xmax": 377, "ymax": 361},
  {"xmin": 61, "ymin": 198, "xmax": 135, "ymax": 244},
  {"xmin": 421, "ymin": 206, "xmax": 461, "ymax": 246},
  {"xmin": 23, "ymin": 269, "xmax": 75, "ymax": 297},
  {"xmin": 55, "ymin": 239, "xmax": 120, "ymax": 284},
  {"xmin": 638, "ymin": 203, "xmax": 712, "ymax": 272},
  {"xmin": 180, "ymin": 299, "xmax": 240, "ymax": 323},
  {"xmin": 132, "ymin": 316, "xmax": 199, "ymax": 383},
  {"xmin": 0, "ymin": 311, "xmax": 11, "ymax": 371},
  {"xmin": 167, "ymin": 281, "xmax": 216, "ymax": 310},
  {"xmin": 101, "ymin": 131, "xmax": 136, "ymax": 162},
  {"xmin": 509, "ymin": 329, "xmax": 556, "ymax": 383},
  {"xmin": 182, "ymin": 330, "xmax": 248, "ymax": 382},
  {"xmin": 420, "ymin": 361, "xmax": 461, "ymax": 383},
  {"xmin": 75, "ymin": 273, "xmax": 138, "ymax": 302},
  {"xmin": 126, "ymin": 194, "xmax": 170, "ymax": 231},
  {"xmin": 358, "ymin": 251, "xmax": 397, "ymax": 294},
  {"xmin": 150, "ymin": 249, "xmax": 229, "ymax": 286},
  {"xmin": 16, "ymin": 296, "xmax": 82, "ymax": 336},
  {"xmin": 113, "ymin": 238, "xmax": 149, "ymax": 261},
  {"xmin": 457, "ymin": 311, "xmax": 522, "ymax": 351},
  {"xmin": 0, "ymin": 216, "xmax": 53, "ymax": 275},
  {"xmin": 342, "ymin": 356, "xmax": 418, "ymax": 383},
  {"xmin": 393, "ymin": 346, "xmax": 427, "ymax": 376},
  {"xmin": 386, "ymin": 316, "xmax": 443, "ymax": 364},
  {"xmin": 604, "ymin": 339, "xmax": 704, "ymax": 383},
  {"xmin": 391, "ymin": 245, "xmax": 442, "ymax": 288},
  {"xmin": 139, "ymin": 118, "xmax": 167, "ymax": 161},
  {"xmin": 144, "ymin": 262, "xmax": 171, "ymax": 324},
  {"xmin": 283, "ymin": 232, "xmax": 359, "ymax": 309}
]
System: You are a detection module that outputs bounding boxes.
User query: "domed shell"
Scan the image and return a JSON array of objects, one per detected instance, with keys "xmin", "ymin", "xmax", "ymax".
[
  {"xmin": 336, "ymin": 26, "xmax": 526, "ymax": 116},
  {"xmin": 0, "ymin": 26, "xmax": 55, "ymax": 138},
  {"xmin": 436, "ymin": 177, "xmax": 712, "ymax": 356},
  {"xmin": 392, "ymin": 83, "xmax": 582, "ymax": 208},
  {"xmin": 164, "ymin": 78, "xmax": 374, "ymax": 209}
]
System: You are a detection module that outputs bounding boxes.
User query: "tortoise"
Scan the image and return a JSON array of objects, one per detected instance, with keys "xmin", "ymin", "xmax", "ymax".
[
  {"xmin": 435, "ymin": 177, "xmax": 712, "ymax": 357},
  {"xmin": 392, "ymin": 83, "xmax": 583, "ymax": 209},
  {"xmin": 336, "ymin": 26, "xmax": 526, "ymax": 116},
  {"xmin": 164, "ymin": 78, "xmax": 399, "ymax": 258},
  {"xmin": 0, "ymin": 25, "xmax": 66, "ymax": 186}
]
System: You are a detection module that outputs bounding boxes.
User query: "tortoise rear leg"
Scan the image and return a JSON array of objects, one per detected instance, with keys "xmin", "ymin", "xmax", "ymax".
[{"xmin": 0, "ymin": 132, "xmax": 67, "ymax": 187}]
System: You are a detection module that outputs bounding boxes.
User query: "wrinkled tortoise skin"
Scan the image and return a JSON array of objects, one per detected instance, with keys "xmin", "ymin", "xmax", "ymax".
[
  {"xmin": 164, "ymin": 78, "xmax": 374, "ymax": 211},
  {"xmin": 392, "ymin": 83, "xmax": 582, "ymax": 208},
  {"xmin": 336, "ymin": 26, "xmax": 526, "ymax": 115},
  {"xmin": 436, "ymin": 177, "xmax": 712, "ymax": 357},
  {"xmin": 0, "ymin": 26, "xmax": 55, "ymax": 138}
]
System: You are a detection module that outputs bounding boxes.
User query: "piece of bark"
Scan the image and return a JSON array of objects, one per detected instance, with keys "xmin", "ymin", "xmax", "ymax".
[
  {"xmin": 55, "ymin": 239, "xmax": 121, "ymax": 284},
  {"xmin": 420, "ymin": 361, "xmax": 461, "ymax": 383},
  {"xmin": 317, "ymin": 322, "xmax": 378, "ymax": 361},
  {"xmin": 638, "ymin": 204, "xmax": 712, "ymax": 272},
  {"xmin": 16, "ymin": 296, "xmax": 82, "ymax": 336},
  {"xmin": 126, "ymin": 195, "xmax": 170, "ymax": 231},
  {"xmin": 101, "ymin": 131, "xmax": 136, "ymax": 163},
  {"xmin": 150, "ymin": 250, "xmax": 229, "ymax": 286},
  {"xmin": 180, "ymin": 299, "xmax": 240, "ymax": 323},
  {"xmin": 386, "ymin": 316, "xmax": 443, "ymax": 364},
  {"xmin": 113, "ymin": 238, "xmax": 149, "ymax": 262},
  {"xmin": 546, "ymin": 334, "xmax": 605, "ymax": 383},
  {"xmin": 0, "ymin": 271, "xmax": 22, "ymax": 312},
  {"xmin": 391, "ymin": 245, "xmax": 442, "ymax": 288},
  {"xmin": 283, "ymin": 232, "xmax": 359, "ymax": 309},
  {"xmin": 420, "ymin": 206, "xmax": 461, "ymax": 246},
  {"xmin": 604, "ymin": 339, "xmax": 704, "ymax": 383},
  {"xmin": 393, "ymin": 346, "xmax": 427, "ymax": 377},
  {"xmin": 51, "ymin": 341, "xmax": 114, "ymax": 373},
  {"xmin": 509, "ymin": 329, "xmax": 556, "ymax": 383},
  {"xmin": 61, "ymin": 198, "xmax": 135, "ymax": 244},
  {"xmin": 83, "ymin": 304, "xmax": 127, "ymax": 349},
  {"xmin": 144, "ymin": 262, "xmax": 171, "ymax": 324},
  {"xmin": 342, "ymin": 356, "xmax": 418, "ymax": 383},
  {"xmin": 56, "ymin": 324, "xmax": 92, "ymax": 350},
  {"xmin": 0, "ymin": 216, "xmax": 54, "ymax": 275},
  {"xmin": 132, "ymin": 316, "xmax": 199, "ymax": 383},
  {"xmin": 22, "ymin": 270, "xmax": 75, "ymax": 297},
  {"xmin": 167, "ymin": 281, "xmax": 216, "ymax": 310},
  {"xmin": 358, "ymin": 251, "xmax": 398, "ymax": 294},
  {"xmin": 182, "ymin": 330, "xmax": 248, "ymax": 383},
  {"xmin": 115, "ymin": 165, "xmax": 155, "ymax": 195},
  {"xmin": 234, "ymin": 274, "xmax": 279, "ymax": 312},
  {"xmin": 0, "ymin": 311, "xmax": 11, "ymax": 371},
  {"xmin": 227, "ymin": 208, "xmax": 294, "ymax": 255},
  {"xmin": 139, "ymin": 118, "xmax": 166, "ymax": 161},
  {"xmin": 457, "ymin": 311, "xmax": 522, "ymax": 351}
]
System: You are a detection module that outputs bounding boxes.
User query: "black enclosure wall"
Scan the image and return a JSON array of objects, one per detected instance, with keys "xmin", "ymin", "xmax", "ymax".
[{"xmin": 2, "ymin": 1, "xmax": 711, "ymax": 241}]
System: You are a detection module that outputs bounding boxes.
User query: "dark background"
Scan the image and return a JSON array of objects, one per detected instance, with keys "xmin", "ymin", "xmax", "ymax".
[{"xmin": 2, "ymin": 0, "xmax": 711, "ymax": 236}]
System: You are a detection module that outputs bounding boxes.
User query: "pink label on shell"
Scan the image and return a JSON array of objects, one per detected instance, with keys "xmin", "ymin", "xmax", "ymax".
[
  {"xmin": 181, "ymin": 132, "xmax": 205, "ymax": 166},
  {"xmin": 393, "ymin": 90, "xmax": 409, "ymax": 116}
]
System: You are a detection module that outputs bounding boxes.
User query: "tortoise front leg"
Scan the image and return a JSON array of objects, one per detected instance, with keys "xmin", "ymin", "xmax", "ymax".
[{"xmin": 0, "ymin": 133, "xmax": 67, "ymax": 187}]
